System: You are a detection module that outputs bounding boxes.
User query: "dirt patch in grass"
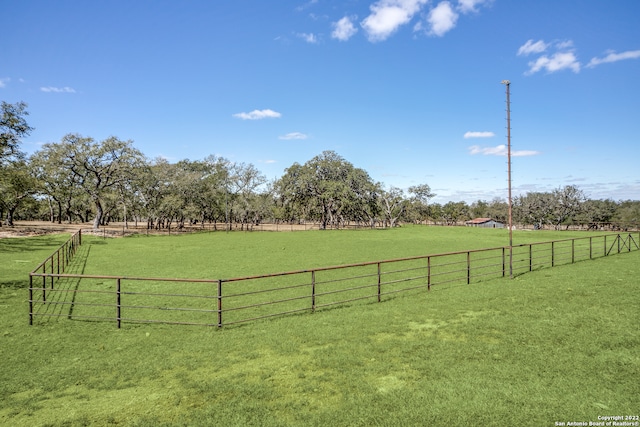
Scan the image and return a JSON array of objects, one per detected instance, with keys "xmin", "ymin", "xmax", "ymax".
[
  {"xmin": 0, "ymin": 219, "xmax": 437, "ymax": 240},
  {"xmin": 0, "ymin": 220, "xmax": 353, "ymax": 239},
  {"xmin": 0, "ymin": 221, "xmax": 84, "ymax": 238}
]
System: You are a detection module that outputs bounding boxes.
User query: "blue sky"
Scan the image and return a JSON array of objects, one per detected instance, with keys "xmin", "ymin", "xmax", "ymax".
[{"xmin": 2, "ymin": 0, "xmax": 639, "ymax": 203}]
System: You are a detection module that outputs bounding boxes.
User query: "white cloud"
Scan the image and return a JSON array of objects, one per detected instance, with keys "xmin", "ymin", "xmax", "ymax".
[
  {"xmin": 468, "ymin": 144, "xmax": 540, "ymax": 157},
  {"xmin": 526, "ymin": 51, "xmax": 580, "ymax": 75},
  {"xmin": 457, "ymin": 0, "xmax": 489, "ymax": 14},
  {"xmin": 297, "ymin": 32, "xmax": 318, "ymax": 44},
  {"xmin": 361, "ymin": 0, "xmax": 428, "ymax": 42},
  {"xmin": 427, "ymin": 1, "xmax": 459, "ymax": 37},
  {"xmin": 233, "ymin": 109, "xmax": 282, "ymax": 120},
  {"xmin": 464, "ymin": 131, "xmax": 495, "ymax": 139},
  {"xmin": 555, "ymin": 40, "xmax": 574, "ymax": 50},
  {"xmin": 587, "ymin": 49, "xmax": 640, "ymax": 68},
  {"xmin": 0, "ymin": 77, "xmax": 9, "ymax": 88},
  {"xmin": 512, "ymin": 150, "xmax": 542, "ymax": 157},
  {"xmin": 517, "ymin": 39, "xmax": 549, "ymax": 56},
  {"xmin": 415, "ymin": 0, "xmax": 489, "ymax": 38},
  {"xmin": 332, "ymin": 16, "xmax": 358, "ymax": 41},
  {"xmin": 519, "ymin": 40, "xmax": 584, "ymax": 76},
  {"xmin": 279, "ymin": 132, "xmax": 309, "ymax": 140},
  {"xmin": 40, "ymin": 86, "xmax": 76, "ymax": 93},
  {"xmin": 296, "ymin": 0, "xmax": 318, "ymax": 12}
]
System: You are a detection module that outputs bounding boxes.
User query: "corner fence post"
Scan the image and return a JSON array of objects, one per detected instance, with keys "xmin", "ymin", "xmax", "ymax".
[
  {"xmin": 116, "ymin": 278, "xmax": 121, "ymax": 329},
  {"xmin": 217, "ymin": 280, "xmax": 223, "ymax": 328}
]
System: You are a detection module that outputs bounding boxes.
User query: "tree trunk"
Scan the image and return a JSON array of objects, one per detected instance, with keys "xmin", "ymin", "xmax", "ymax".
[
  {"xmin": 93, "ymin": 199, "xmax": 103, "ymax": 229},
  {"xmin": 6, "ymin": 207, "xmax": 16, "ymax": 226},
  {"xmin": 57, "ymin": 200, "xmax": 63, "ymax": 224},
  {"xmin": 65, "ymin": 200, "xmax": 73, "ymax": 224},
  {"xmin": 48, "ymin": 198, "xmax": 55, "ymax": 223}
]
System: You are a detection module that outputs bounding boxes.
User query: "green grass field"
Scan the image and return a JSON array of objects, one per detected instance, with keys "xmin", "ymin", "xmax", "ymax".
[
  {"xmin": 1, "ymin": 226, "xmax": 638, "ymax": 426},
  {"xmin": 74, "ymin": 226, "xmax": 609, "ymax": 278}
]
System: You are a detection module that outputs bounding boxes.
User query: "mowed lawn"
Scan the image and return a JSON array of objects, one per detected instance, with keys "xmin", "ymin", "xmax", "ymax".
[{"xmin": 1, "ymin": 226, "xmax": 638, "ymax": 426}]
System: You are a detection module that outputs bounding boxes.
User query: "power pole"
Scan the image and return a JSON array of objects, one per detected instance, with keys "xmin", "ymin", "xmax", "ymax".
[{"xmin": 501, "ymin": 80, "xmax": 513, "ymax": 279}]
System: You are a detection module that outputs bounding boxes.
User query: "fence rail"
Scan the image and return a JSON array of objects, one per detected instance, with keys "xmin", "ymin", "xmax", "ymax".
[
  {"xmin": 29, "ymin": 232, "xmax": 639, "ymax": 328},
  {"xmin": 28, "ymin": 230, "xmax": 82, "ymax": 314}
]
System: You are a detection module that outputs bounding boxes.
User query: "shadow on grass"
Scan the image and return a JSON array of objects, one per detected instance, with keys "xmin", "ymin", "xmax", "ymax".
[
  {"xmin": 0, "ymin": 279, "xmax": 30, "ymax": 290},
  {"xmin": 31, "ymin": 243, "xmax": 92, "ymax": 325},
  {"xmin": 0, "ymin": 235, "xmax": 68, "ymax": 253}
]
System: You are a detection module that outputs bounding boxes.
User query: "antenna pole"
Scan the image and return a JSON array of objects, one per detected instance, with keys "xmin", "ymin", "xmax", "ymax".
[{"xmin": 501, "ymin": 80, "xmax": 513, "ymax": 279}]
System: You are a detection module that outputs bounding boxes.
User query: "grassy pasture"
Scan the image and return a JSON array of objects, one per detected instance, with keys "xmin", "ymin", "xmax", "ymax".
[
  {"xmin": 30, "ymin": 226, "xmax": 619, "ymax": 327},
  {"xmin": 1, "ymin": 226, "xmax": 639, "ymax": 426},
  {"xmin": 74, "ymin": 226, "xmax": 602, "ymax": 279}
]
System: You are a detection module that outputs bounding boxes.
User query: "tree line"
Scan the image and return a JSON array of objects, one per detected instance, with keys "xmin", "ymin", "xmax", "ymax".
[{"xmin": 1, "ymin": 101, "xmax": 639, "ymax": 230}]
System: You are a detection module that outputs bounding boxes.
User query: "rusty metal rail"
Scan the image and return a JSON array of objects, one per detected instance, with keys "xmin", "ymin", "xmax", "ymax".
[
  {"xmin": 29, "ymin": 232, "xmax": 639, "ymax": 328},
  {"xmin": 28, "ymin": 230, "xmax": 82, "ymax": 318}
]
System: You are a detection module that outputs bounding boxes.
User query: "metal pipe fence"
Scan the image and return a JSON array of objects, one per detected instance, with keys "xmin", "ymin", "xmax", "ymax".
[
  {"xmin": 29, "ymin": 232, "xmax": 639, "ymax": 328},
  {"xmin": 28, "ymin": 230, "xmax": 82, "ymax": 322}
]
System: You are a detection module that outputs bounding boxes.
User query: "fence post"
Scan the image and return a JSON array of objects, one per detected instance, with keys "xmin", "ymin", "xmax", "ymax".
[
  {"xmin": 116, "ymin": 278, "xmax": 121, "ymax": 329},
  {"xmin": 589, "ymin": 237, "xmax": 592, "ymax": 260},
  {"xmin": 311, "ymin": 271, "xmax": 316, "ymax": 311},
  {"xmin": 604, "ymin": 235, "xmax": 607, "ymax": 256},
  {"xmin": 551, "ymin": 241, "xmax": 555, "ymax": 267},
  {"xmin": 571, "ymin": 239, "xmax": 575, "ymax": 264},
  {"xmin": 50, "ymin": 257, "xmax": 54, "ymax": 290},
  {"xmin": 29, "ymin": 275, "xmax": 33, "ymax": 325},
  {"xmin": 217, "ymin": 280, "xmax": 223, "ymax": 328},
  {"xmin": 427, "ymin": 257, "xmax": 431, "ymax": 291},
  {"xmin": 466, "ymin": 252, "xmax": 471, "ymax": 285},
  {"xmin": 42, "ymin": 264, "xmax": 47, "ymax": 303},
  {"xmin": 377, "ymin": 263, "xmax": 381, "ymax": 302},
  {"xmin": 529, "ymin": 244, "xmax": 533, "ymax": 272},
  {"xmin": 502, "ymin": 247, "xmax": 505, "ymax": 277}
]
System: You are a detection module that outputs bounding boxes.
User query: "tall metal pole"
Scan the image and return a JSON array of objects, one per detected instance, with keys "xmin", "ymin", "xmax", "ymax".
[{"xmin": 501, "ymin": 80, "xmax": 513, "ymax": 278}]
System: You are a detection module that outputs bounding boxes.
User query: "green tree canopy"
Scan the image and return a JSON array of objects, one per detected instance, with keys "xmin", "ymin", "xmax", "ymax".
[
  {"xmin": 275, "ymin": 151, "xmax": 379, "ymax": 229},
  {"xmin": 57, "ymin": 134, "xmax": 146, "ymax": 229},
  {"xmin": 1, "ymin": 101, "xmax": 33, "ymax": 164}
]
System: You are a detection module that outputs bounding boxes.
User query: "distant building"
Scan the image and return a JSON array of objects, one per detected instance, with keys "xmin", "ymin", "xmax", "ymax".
[{"xmin": 465, "ymin": 218, "xmax": 505, "ymax": 229}]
